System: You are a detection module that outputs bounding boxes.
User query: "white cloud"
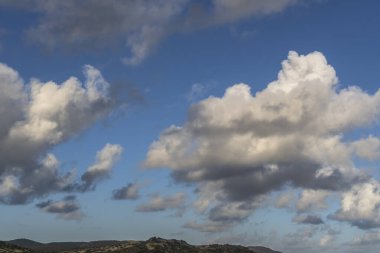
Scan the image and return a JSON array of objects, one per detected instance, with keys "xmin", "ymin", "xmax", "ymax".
[
  {"xmin": 81, "ymin": 143, "xmax": 123, "ymax": 190},
  {"xmin": 136, "ymin": 192, "xmax": 186, "ymax": 213},
  {"xmin": 330, "ymin": 179, "xmax": 380, "ymax": 229},
  {"xmin": 351, "ymin": 136, "xmax": 380, "ymax": 160},
  {"xmin": 0, "ymin": 62, "xmax": 115, "ymax": 204},
  {"xmin": 9, "ymin": 65, "xmax": 111, "ymax": 145},
  {"xmin": 36, "ymin": 195, "xmax": 84, "ymax": 221},
  {"xmin": 319, "ymin": 233, "xmax": 334, "ymax": 247},
  {"xmin": 275, "ymin": 191, "xmax": 295, "ymax": 209},
  {"xmin": 296, "ymin": 189, "xmax": 330, "ymax": 212},
  {"xmin": 352, "ymin": 231, "xmax": 380, "ymax": 245},
  {"xmin": 144, "ymin": 50, "xmax": 380, "ymax": 230}
]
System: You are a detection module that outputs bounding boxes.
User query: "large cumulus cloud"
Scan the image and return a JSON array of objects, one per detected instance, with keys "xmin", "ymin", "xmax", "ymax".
[
  {"xmin": 144, "ymin": 51, "xmax": 380, "ymax": 230},
  {"xmin": 0, "ymin": 62, "xmax": 118, "ymax": 204}
]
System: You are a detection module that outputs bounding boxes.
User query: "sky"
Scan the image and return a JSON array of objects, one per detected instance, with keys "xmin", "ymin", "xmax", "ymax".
[{"xmin": 1, "ymin": 1, "xmax": 380, "ymax": 252}]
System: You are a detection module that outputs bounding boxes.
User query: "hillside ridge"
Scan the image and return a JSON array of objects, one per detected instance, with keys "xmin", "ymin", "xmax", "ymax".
[{"xmin": 2, "ymin": 237, "xmax": 282, "ymax": 253}]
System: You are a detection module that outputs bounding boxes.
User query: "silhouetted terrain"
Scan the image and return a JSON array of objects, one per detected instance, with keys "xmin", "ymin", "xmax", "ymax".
[
  {"xmin": 2, "ymin": 237, "xmax": 282, "ymax": 253},
  {"xmin": 0, "ymin": 241, "xmax": 33, "ymax": 252},
  {"xmin": 249, "ymin": 246, "xmax": 281, "ymax": 253}
]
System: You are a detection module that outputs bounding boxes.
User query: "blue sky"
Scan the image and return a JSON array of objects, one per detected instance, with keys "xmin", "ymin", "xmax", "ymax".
[{"xmin": 1, "ymin": 1, "xmax": 380, "ymax": 252}]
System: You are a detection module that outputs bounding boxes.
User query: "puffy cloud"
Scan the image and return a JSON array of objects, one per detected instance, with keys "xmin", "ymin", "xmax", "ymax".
[
  {"xmin": 0, "ymin": 0, "xmax": 306, "ymax": 65},
  {"xmin": 112, "ymin": 182, "xmax": 140, "ymax": 200},
  {"xmin": 319, "ymin": 234, "xmax": 333, "ymax": 247},
  {"xmin": 293, "ymin": 214, "xmax": 324, "ymax": 225},
  {"xmin": 275, "ymin": 191, "xmax": 295, "ymax": 209},
  {"xmin": 81, "ymin": 143, "xmax": 123, "ymax": 191},
  {"xmin": 351, "ymin": 136, "xmax": 380, "ymax": 160},
  {"xmin": 144, "ymin": 51, "xmax": 380, "ymax": 230},
  {"xmin": 319, "ymin": 229, "xmax": 339, "ymax": 247},
  {"xmin": 0, "ymin": 62, "xmax": 115, "ymax": 204},
  {"xmin": 207, "ymin": 0, "xmax": 298, "ymax": 25},
  {"xmin": 36, "ymin": 195, "xmax": 84, "ymax": 221},
  {"xmin": 136, "ymin": 192, "xmax": 186, "ymax": 213},
  {"xmin": 296, "ymin": 189, "xmax": 330, "ymax": 212},
  {"xmin": 329, "ymin": 179, "xmax": 380, "ymax": 229}
]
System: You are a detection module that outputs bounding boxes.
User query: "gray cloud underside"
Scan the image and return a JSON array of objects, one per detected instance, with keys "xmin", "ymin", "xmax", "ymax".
[
  {"xmin": 145, "ymin": 51, "xmax": 380, "ymax": 231},
  {"xmin": 80, "ymin": 143, "xmax": 123, "ymax": 191},
  {"xmin": 0, "ymin": 0, "xmax": 308, "ymax": 65},
  {"xmin": 293, "ymin": 214, "xmax": 324, "ymax": 225},
  {"xmin": 36, "ymin": 195, "xmax": 84, "ymax": 220},
  {"xmin": 112, "ymin": 182, "xmax": 140, "ymax": 200},
  {"xmin": 136, "ymin": 192, "xmax": 186, "ymax": 213}
]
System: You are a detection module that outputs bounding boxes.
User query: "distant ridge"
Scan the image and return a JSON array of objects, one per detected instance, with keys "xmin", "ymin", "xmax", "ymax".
[
  {"xmin": 249, "ymin": 246, "xmax": 282, "ymax": 253},
  {"xmin": 8, "ymin": 238, "xmax": 43, "ymax": 249},
  {"xmin": 4, "ymin": 237, "xmax": 282, "ymax": 253},
  {"xmin": 7, "ymin": 239, "xmax": 123, "ymax": 252}
]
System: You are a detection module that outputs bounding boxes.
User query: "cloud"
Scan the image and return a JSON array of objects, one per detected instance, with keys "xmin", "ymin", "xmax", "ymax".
[
  {"xmin": 0, "ymin": 62, "xmax": 115, "ymax": 204},
  {"xmin": 182, "ymin": 220, "xmax": 230, "ymax": 233},
  {"xmin": 293, "ymin": 214, "xmax": 324, "ymax": 225},
  {"xmin": 136, "ymin": 192, "xmax": 186, "ymax": 213},
  {"xmin": 351, "ymin": 136, "xmax": 380, "ymax": 160},
  {"xmin": 352, "ymin": 231, "xmax": 380, "ymax": 245},
  {"xmin": 112, "ymin": 182, "xmax": 140, "ymax": 200},
  {"xmin": 144, "ymin": 51, "xmax": 380, "ymax": 230},
  {"xmin": 1, "ymin": 0, "xmax": 187, "ymax": 65},
  {"xmin": 329, "ymin": 179, "xmax": 380, "ymax": 229},
  {"xmin": 36, "ymin": 195, "xmax": 84, "ymax": 220},
  {"xmin": 0, "ymin": 0, "xmax": 306, "ymax": 65},
  {"xmin": 187, "ymin": 83, "xmax": 207, "ymax": 102},
  {"xmin": 275, "ymin": 191, "xmax": 295, "ymax": 209},
  {"xmin": 296, "ymin": 189, "xmax": 330, "ymax": 212},
  {"xmin": 203, "ymin": 0, "xmax": 299, "ymax": 26},
  {"xmin": 80, "ymin": 143, "xmax": 123, "ymax": 191},
  {"xmin": 319, "ymin": 228, "xmax": 339, "ymax": 247}
]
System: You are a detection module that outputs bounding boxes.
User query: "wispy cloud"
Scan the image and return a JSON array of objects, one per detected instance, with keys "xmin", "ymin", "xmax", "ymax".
[{"xmin": 0, "ymin": 0, "xmax": 308, "ymax": 65}]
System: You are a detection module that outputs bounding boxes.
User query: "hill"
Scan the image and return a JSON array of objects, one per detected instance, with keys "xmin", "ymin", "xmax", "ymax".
[
  {"xmin": 0, "ymin": 241, "xmax": 33, "ymax": 253},
  {"xmin": 4, "ymin": 237, "xmax": 282, "ymax": 253},
  {"xmin": 249, "ymin": 246, "xmax": 282, "ymax": 253}
]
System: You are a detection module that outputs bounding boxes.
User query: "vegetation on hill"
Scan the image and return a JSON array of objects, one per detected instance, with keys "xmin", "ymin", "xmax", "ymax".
[
  {"xmin": 0, "ymin": 241, "xmax": 33, "ymax": 253},
  {"xmin": 3, "ymin": 237, "xmax": 282, "ymax": 253}
]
